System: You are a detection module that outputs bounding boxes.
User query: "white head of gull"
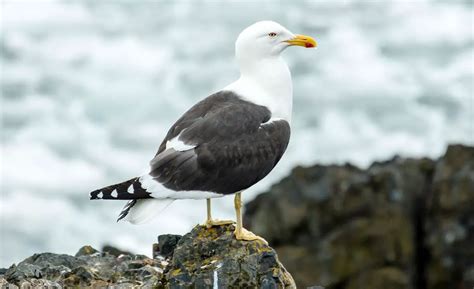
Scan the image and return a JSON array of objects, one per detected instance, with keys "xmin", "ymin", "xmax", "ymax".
[{"xmin": 225, "ymin": 21, "xmax": 317, "ymax": 123}]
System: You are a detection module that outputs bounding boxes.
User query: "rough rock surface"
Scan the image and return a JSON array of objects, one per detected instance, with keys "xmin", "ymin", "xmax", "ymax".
[
  {"xmin": 0, "ymin": 225, "xmax": 295, "ymax": 288},
  {"xmin": 1, "ymin": 246, "xmax": 165, "ymax": 288},
  {"xmin": 245, "ymin": 144, "xmax": 474, "ymax": 289},
  {"xmin": 167, "ymin": 224, "xmax": 295, "ymax": 289}
]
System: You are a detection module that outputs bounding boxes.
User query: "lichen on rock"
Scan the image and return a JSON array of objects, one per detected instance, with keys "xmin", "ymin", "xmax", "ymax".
[{"xmin": 167, "ymin": 224, "xmax": 295, "ymax": 289}]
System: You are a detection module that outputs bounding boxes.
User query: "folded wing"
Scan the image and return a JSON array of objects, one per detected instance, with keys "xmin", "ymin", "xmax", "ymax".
[{"xmin": 148, "ymin": 90, "xmax": 291, "ymax": 195}]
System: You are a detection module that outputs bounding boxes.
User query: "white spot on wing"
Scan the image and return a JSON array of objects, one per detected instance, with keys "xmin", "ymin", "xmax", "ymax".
[
  {"xmin": 97, "ymin": 192, "xmax": 103, "ymax": 199},
  {"xmin": 111, "ymin": 189, "xmax": 118, "ymax": 198},
  {"xmin": 127, "ymin": 184, "xmax": 134, "ymax": 194},
  {"xmin": 165, "ymin": 131, "xmax": 196, "ymax": 152},
  {"xmin": 267, "ymin": 117, "xmax": 284, "ymax": 123}
]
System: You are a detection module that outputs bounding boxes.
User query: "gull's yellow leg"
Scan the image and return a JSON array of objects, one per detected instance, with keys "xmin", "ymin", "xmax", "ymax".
[
  {"xmin": 204, "ymin": 198, "xmax": 235, "ymax": 228},
  {"xmin": 233, "ymin": 192, "xmax": 268, "ymax": 244}
]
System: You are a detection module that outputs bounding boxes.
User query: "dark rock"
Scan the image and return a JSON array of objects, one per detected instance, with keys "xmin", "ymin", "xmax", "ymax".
[
  {"xmin": 5, "ymin": 263, "xmax": 42, "ymax": 283},
  {"xmin": 22, "ymin": 252, "xmax": 87, "ymax": 269},
  {"xmin": 158, "ymin": 234, "xmax": 182, "ymax": 258},
  {"xmin": 1, "ymin": 247, "xmax": 165, "ymax": 288},
  {"xmin": 4, "ymin": 252, "xmax": 89, "ymax": 284},
  {"xmin": 42, "ymin": 265, "xmax": 71, "ymax": 279},
  {"xmin": 5, "ymin": 252, "xmax": 89, "ymax": 284},
  {"xmin": 245, "ymin": 144, "xmax": 474, "ymax": 289},
  {"xmin": 62, "ymin": 266, "xmax": 95, "ymax": 287},
  {"xmin": 167, "ymin": 224, "xmax": 296, "ymax": 288},
  {"xmin": 426, "ymin": 144, "xmax": 474, "ymax": 289}
]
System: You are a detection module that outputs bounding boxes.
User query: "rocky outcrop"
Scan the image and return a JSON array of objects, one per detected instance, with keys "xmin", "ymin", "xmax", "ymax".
[
  {"xmin": 0, "ymin": 225, "xmax": 296, "ymax": 288},
  {"xmin": 167, "ymin": 224, "xmax": 294, "ymax": 288},
  {"xmin": 2, "ymin": 144, "xmax": 470, "ymax": 288},
  {"xmin": 245, "ymin": 144, "xmax": 474, "ymax": 289}
]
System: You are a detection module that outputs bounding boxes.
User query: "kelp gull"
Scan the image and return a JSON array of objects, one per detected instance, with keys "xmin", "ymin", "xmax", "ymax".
[{"xmin": 90, "ymin": 21, "xmax": 316, "ymax": 242}]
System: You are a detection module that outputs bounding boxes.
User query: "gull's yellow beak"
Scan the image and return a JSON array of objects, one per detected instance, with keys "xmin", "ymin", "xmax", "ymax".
[{"xmin": 285, "ymin": 34, "xmax": 317, "ymax": 48}]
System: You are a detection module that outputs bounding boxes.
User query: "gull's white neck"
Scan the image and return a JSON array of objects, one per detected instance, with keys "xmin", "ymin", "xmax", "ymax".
[{"xmin": 224, "ymin": 56, "xmax": 293, "ymax": 123}]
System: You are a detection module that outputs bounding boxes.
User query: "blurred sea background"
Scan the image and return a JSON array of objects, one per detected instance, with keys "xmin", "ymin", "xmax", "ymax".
[{"xmin": 1, "ymin": 0, "xmax": 472, "ymax": 267}]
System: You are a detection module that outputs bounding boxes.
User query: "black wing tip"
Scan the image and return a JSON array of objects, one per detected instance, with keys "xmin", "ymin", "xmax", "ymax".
[{"xmin": 90, "ymin": 190, "xmax": 101, "ymax": 200}]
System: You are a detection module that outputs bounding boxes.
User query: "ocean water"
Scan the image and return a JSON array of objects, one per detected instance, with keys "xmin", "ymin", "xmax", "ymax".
[{"xmin": 1, "ymin": 0, "xmax": 472, "ymax": 266}]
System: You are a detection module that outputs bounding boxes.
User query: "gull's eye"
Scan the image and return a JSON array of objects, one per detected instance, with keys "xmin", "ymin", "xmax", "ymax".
[{"xmin": 268, "ymin": 32, "xmax": 277, "ymax": 37}]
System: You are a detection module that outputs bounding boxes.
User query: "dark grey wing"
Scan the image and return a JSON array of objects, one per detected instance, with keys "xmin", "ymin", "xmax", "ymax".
[{"xmin": 148, "ymin": 91, "xmax": 291, "ymax": 195}]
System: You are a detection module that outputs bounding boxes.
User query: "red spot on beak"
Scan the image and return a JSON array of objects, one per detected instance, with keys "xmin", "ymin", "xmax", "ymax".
[{"xmin": 305, "ymin": 42, "xmax": 314, "ymax": 48}]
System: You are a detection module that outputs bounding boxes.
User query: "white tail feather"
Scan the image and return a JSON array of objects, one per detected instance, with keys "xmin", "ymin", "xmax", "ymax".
[{"xmin": 125, "ymin": 199, "xmax": 174, "ymax": 224}]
